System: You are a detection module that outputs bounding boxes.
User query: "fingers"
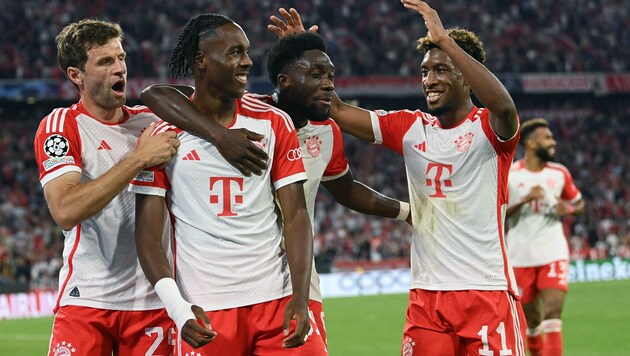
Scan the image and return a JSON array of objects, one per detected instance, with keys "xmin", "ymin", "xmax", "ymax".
[
  {"xmin": 181, "ymin": 306, "xmax": 217, "ymax": 349},
  {"xmin": 141, "ymin": 122, "xmax": 157, "ymax": 139},
  {"xmin": 282, "ymin": 317, "xmax": 309, "ymax": 348}
]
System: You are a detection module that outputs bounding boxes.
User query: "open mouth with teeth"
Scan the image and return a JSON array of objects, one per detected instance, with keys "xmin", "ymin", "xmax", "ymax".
[{"xmin": 236, "ymin": 74, "xmax": 248, "ymax": 84}]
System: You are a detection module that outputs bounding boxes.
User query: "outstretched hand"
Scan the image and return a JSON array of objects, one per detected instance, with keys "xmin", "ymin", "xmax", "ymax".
[
  {"xmin": 401, "ymin": 0, "xmax": 449, "ymax": 46},
  {"xmin": 268, "ymin": 7, "xmax": 319, "ymax": 38}
]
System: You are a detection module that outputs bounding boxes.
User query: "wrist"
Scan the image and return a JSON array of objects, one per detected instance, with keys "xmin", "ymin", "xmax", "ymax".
[
  {"xmin": 154, "ymin": 278, "xmax": 195, "ymax": 331},
  {"xmin": 396, "ymin": 202, "xmax": 411, "ymax": 221}
]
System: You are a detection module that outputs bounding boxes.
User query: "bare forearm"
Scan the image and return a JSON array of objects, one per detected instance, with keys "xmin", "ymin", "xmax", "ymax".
[
  {"xmin": 330, "ymin": 93, "xmax": 375, "ymax": 142},
  {"xmin": 142, "ymin": 85, "xmax": 219, "ymax": 142},
  {"xmin": 48, "ymin": 154, "xmax": 146, "ymax": 230},
  {"xmin": 284, "ymin": 212, "xmax": 312, "ymax": 301},
  {"xmin": 135, "ymin": 194, "xmax": 173, "ymax": 286},
  {"xmin": 328, "ymin": 180, "xmax": 401, "ymax": 219}
]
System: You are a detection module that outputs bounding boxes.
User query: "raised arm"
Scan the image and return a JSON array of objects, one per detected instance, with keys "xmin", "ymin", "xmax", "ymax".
[
  {"xmin": 141, "ymin": 84, "xmax": 268, "ymax": 176},
  {"xmin": 402, "ymin": 0, "xmax": 518, "ymax": 139},
  {"xmin": 322, "ymin": 170, "xmax": 411, "ymax": 223},
  {"xmin": 43, "ymin": 123, "xmax": 177, "ymax": 230},
  {"xmin": 135, "ymin": 193, "xmax": 216, "ymax": 348},
  {"xmin": 275, "ymin": 182, "xmax": 312, "ymax": 348}
]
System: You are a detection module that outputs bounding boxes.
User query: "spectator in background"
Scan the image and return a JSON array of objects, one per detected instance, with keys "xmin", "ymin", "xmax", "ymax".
[{"xmin": 506, "ymin": 118, "xmax": 585, "ymax": 356}]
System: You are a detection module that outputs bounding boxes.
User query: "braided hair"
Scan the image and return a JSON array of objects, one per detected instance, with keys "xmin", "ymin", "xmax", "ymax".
[
  {"xmin": 266, "ymin": 32, "xmax": 327, "ymax": 86},
  {"xmin": 169, "ymin": 13, "xmax": 234, "ymax": 78}
]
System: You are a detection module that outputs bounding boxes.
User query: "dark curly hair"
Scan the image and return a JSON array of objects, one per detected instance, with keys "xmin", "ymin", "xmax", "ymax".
[
  {"xmin": 56, "ymin": 19, "xmax": 123, "ymax": 73},
  {"xmin": 266, "ymin": 32, "xmax": 327, "ymax": 86},
  {"xmin": 169, "ymin": 13, "xmax": 234, "ymax": 79},
  {"xmin": 519, "ymin": 118, "xmax": 549, "ymax": 146},
  {"xmin": 417, "ymin": 27, "xmax": 486, "ymax": 64}
]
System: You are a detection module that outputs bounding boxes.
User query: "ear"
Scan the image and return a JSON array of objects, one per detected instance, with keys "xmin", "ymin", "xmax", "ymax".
[
  {"xmin": 193, "ymin": 51, "xmax": 206, "ymax": 72},
  {"xmin": 66, "ymin": 67, "xmax": 83, "ymax": 87},
  {"xmin": 278, "ymin": 74, "xmax": 290, "ymax": 90}
]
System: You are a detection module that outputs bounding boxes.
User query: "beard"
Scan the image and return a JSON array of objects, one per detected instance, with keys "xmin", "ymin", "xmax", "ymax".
[
  {"xmin": 535, "ymin": 147, "xmax": 555, "ymax": 162},
  {"xmin": 304, "ymin": 105, "xmax": 330, "ymax": 122}
]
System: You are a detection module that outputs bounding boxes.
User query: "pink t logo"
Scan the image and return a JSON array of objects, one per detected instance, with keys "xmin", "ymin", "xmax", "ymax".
[
  {"xmin": 425, "ymin": 163, "xmax": 453, "ymax": 198},
  {"xmin": 209, "ymin": 177, "xmax": 244, "ymax": 216}
]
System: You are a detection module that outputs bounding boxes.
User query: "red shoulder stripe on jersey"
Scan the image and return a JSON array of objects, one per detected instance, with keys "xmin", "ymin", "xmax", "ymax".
[
  {"xmin": 240, "ymin": 95, "xmax": 295, "ymax": 132},
  {"xmin": 544, "ymin": 162, "xmax": 572, "ymax": 176},
  {"xmin": 125, "ymin": 104, "xmax": 152, "ymax": 115},
  {"xmin": 153, "ymin": 121, "xmax": 177, "ymax": 135}
]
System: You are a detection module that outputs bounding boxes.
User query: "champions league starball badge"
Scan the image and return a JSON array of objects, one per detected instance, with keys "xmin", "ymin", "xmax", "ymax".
[{"xmin": 44, "ymin": 134, "xmax": 70, "ymax": 157}]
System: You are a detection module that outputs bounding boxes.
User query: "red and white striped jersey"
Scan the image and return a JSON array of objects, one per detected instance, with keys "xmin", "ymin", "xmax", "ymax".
[
  {"xmin": 506, "ymin": 160, "xmax": 582, "ymax": 266},
  {"xmin": 371, "ymin": 107, "xmax": 520, "ymax": 294},
  {"xmin": 129, "ymin": 96, "xmax": 308, "ymax": 311},
  {"xmin": 33, "ymin": 101, "xmax": 166, "ymax": 311},
  {"xmin": 246, "ymin": 93, "xmax": 350, "ymax": 302}
]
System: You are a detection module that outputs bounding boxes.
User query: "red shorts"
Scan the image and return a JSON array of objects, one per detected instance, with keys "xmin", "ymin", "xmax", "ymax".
[
  {"xmin": 309, "ymin": 300, "xmax": 327, "ymax": 345},
  {"xmin": 402, "ymin": 289, "xmax": 526, "ymax": 356},
  {"xmin": 49, "ymin": 305, "xmax": 173, "ymax": 356},
  {"xmin": 513, "ymin": 259, "xmax": 569, "ymax": 303},
  {"xmin": 176, "ymin": 296, "xmax": 327, "ymax": 356}
]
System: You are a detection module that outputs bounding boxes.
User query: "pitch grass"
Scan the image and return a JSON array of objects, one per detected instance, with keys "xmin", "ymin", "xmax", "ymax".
[{"xmin": 1, "ymin": 279, "xmax": 629, "ymax": 355}]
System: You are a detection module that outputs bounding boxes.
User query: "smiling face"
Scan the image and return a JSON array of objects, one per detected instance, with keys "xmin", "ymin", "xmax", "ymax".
[
  {"xmin": 69, "ymin": 38, "xmax": 127, "ymax": 112},
  {"xmin": 195, "ymin": 22, "xmax": 252, "ymax": 100},
  {"xmin": 420, "ymin": 48, "xmax": 470, "ymax": 117},
  {"xmin": 278, "ymin": 49, "xmax": 335, "ymax": 125}
]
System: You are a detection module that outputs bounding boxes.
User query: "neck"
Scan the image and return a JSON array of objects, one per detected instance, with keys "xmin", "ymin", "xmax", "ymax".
[
  {"xmin": 436, "ymin": 101, "xmax": 474, "ymax": 128},
  {"xmin": 80, "ymin": 97, "xmax": 124, "ymax": 123},
  {"xmin": 276, "ymin": 93, "xmax": 307, "ymax": 129},
  {"xmin": 192, "ymin": 90, "xmax": 237, "ymax": 127},
  {"xmin": 522, "ymin": 152, "xmax": 545, "ymax": 171}
]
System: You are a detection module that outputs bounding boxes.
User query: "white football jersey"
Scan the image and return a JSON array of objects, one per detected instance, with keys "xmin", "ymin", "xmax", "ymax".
[
  {"xmin": 297, "ymin": 119, "xmax": 350, "ymax": 302},
  {"xmin": 371, "ymin": 107, "xmax": 520, "ymax": 295},
  {"xmin": 506, "ymin": 160, "xmax": 582, "ymax": 266},
  {"xmin": 248, "ymin": 93, "xmax": 350, "ymax": 302},
  {"xmin": 130, "ymin": 96, "xmax": 308, "ymax": 311},
  {"xmin": 34, "ymin": 101, "xmax": 166, "ymax": 311}
]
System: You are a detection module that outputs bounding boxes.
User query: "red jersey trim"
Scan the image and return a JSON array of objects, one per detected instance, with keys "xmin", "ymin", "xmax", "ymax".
[{"xmin": 54, "ymin": 224, "xmax": 82, "ymax": 313}]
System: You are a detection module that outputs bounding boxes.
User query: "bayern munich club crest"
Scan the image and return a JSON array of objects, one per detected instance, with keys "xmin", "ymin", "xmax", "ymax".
[
  {"xmin": 402, "ymin": 336, "xmax": 416, "ymax": 356},
  {"xmin": 454, "ymin": 132, "xmax": 474, "ymax": 153},
  {"xmin": 52, "ymin": 341, "xmax": 76, "ymax": 355},
  {"xmin": 304, "ymin": 135, "xmax": 322, "ymax": 158},
  {"xmin": 44, "ymin": 134, "xmax": 70, "ymax": 157}
]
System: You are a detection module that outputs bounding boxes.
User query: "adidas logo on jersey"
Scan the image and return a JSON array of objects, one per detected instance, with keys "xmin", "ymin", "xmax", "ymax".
[
  {"xmin": 414, "ymin": 142, "xmax": 426, "ymax": 152},
  {"xmin": 69, "ymin": 287, "xmax": 80, "ymax": 297},
  {"xmin": 182, "ymin": 149, "xmax": 201, "ymax": 161},
  {"xmin": 97, "ymin": 140, "xmax": 112, "ymax": 150}
]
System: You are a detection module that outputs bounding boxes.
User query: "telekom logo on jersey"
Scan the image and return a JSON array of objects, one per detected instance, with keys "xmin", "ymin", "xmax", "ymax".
[
  {"xmin": 425, "ymin": 162, "xmax": 453, "ymax": 198},
  {"xmin": 209, "ymin": 177, "xmax": 244, "ymax": 216}
]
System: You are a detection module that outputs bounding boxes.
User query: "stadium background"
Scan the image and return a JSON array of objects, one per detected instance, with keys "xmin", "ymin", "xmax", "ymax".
[{"xmin": 0, "ymin": 1, "xmax": 629, "ymax": 351}]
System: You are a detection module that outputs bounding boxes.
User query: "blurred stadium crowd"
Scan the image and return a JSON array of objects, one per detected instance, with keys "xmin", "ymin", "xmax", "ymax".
[
  {"xmin": 1, "ymin": 0, "xmax": 628, "ymax": 79},
  {"xmin": 1, "ymin": 0, "xmax": 629, "ymax": 290}
]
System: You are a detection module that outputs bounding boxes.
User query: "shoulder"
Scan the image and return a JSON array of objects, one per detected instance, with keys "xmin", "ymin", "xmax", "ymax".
[
  {"xmin": 37, "ymin": 104, "xmax": 82, "ymax": 135},
  {"xmin": 237, "ymin": 95, "xmax": 295, "ymax": 131},
  {"xmin": 544, "ymin": 162, "xmax": 572, "ymax": 176},
  {"xmin": 151, "ymin": 120, "xmax": 183, "ymax": 135}
]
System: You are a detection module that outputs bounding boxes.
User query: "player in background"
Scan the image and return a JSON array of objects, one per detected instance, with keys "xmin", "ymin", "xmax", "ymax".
[
  {"xmin": 130, "ymin": 13, "xmax": 327, "ymax": 355},
  {"xmin": 268, "ymin": 2, "xmax": 527, "ymax": 354},
  {"xmin": 506, "ymin": 118, "xmax": 584, "ymax": 356},
  {"xmin": 33, "ymin": 19, "xmax": 180, "ymax": 355},
  {"xmin": 141, "ymin": 31, "xmax": 412, "ymax": 345}
]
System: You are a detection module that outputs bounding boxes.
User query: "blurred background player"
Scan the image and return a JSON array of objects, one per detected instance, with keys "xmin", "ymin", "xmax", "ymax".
[
  {"xmin": 506, "ymin": 118, "xmax": 585, "ymax": 356},
  {"xmin": 33, "ymin": 19, "xmax": 180, "ymax": 355},
  {"xmin": 130, "ymin": 13, "xmax": 327, "ymax": 355},
  {"xmin": 141, "ymin": 30, "xmax": 412, "ymax": 346},
  {"xmin": 267, "ymin": 1, "xmax": 527, "ymax": 354}
]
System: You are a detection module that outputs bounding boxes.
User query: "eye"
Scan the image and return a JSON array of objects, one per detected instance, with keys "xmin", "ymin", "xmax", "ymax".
[{"xmin": 310, "ymin": 72, "xmax": 322, "ymax": 79}]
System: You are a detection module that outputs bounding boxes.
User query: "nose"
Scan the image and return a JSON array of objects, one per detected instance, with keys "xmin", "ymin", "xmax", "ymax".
[
  {"xmin": 240, "ymin": 52, "xmax": 253, "ymax": 69},
  {"xmin": 321, "ymin": 76, "xmax": 334, "ymax": 91},
  {"xmin": 114, "ymin": 58, "xmax": 127, "ymax": 75},
  {"xmin": 423, "ymin": 70, "xmax": 438, "ymax": 88}
]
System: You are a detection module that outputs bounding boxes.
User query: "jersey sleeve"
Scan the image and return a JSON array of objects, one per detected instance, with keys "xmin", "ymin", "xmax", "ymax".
[
  {"xmin": 479, "ymin": 108, "xmax": 520, "ymax": 155},
  {"xmin": 559, "ymin": 165, "xmax": 581, "ymax": 203},
  {"xmin": 370, "ymin": 109, "xmax": 417, "ymax": 155},
  {"xmin": 321, "ymin": 119, "xmax": 350, "ymax": 182},
  {"xmin": 269, "ymin": 111, "xmax": 307, "ymax": 190},
  {"xmin": 34, "ymin": 107, "xmax": 83, "ymax": 187},
  {"xmin": 128, "ymin": 121, "xmax": 179, "ymax": 197}
]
